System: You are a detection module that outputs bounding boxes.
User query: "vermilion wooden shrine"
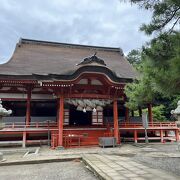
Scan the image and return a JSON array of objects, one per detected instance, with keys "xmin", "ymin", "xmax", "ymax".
[{"xmin": 0, "ymin": 39, "xmax": 179, "ymax": 148}]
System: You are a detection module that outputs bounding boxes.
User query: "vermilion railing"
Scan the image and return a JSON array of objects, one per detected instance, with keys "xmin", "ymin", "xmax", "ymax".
[
  {"xmin": 106, "ymin": 122, "xmax": 177, "ymax": 128},
  {"xmin": 119, "ymin": 122, "xmax": 177, "ymax": 128},
  {"xmin": 4, "ymin": 122, "xmax": 58, "ymax": 129},
  {"xmin": 3, "ymin": 121, "xmax": 177, "ymax": 129}
]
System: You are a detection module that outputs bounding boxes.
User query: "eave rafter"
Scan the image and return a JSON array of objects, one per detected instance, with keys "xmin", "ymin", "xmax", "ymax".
[{"xmin": 0, "ymin": 71, "xmax": 126, "ymax": 98}]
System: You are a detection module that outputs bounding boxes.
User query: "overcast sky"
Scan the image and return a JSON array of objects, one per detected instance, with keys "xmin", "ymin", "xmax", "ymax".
[{"xmin": 0, "ymin": 0, "xmax": 152, "ymax": 64}]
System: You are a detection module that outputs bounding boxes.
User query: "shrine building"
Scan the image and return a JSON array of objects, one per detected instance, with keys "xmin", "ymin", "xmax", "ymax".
[{"xmin": 0, "ymin": 38, "xmax": 179, "ymax": 148}]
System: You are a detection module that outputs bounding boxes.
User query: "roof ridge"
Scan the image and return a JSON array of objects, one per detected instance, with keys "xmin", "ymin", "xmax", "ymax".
[{"xmin": 19, "ymin": 38, "xmax": 122, "ymax": 52}]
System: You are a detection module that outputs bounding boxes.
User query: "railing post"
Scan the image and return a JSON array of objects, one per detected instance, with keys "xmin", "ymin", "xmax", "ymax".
[
  {"xmin": 160, "ymin": 129, "xmax": 164, "ymax": 143},
  {"xmin": 165, "ymin": 130, "xmax": 168, "ymax": 137},
  {"xmin": 22, "ymin": 131, "xmax": 26, "ymax": 148},
  {"xmin": 134, "ymin": 129, "xmax": 138, "ymax": 143}
]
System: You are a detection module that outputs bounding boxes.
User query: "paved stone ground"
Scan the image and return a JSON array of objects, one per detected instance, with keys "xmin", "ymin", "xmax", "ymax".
[
  {"xmin": 1, "ymin": 144, "xmax": 180, "ymax": 179},
  {"xmin": 132, "ymin": 143, "xmax": 180, "ymax": 177},
  {"xmin": 83, "ymin": 154, "xmax": 180, "ymax": 180},
  {"xmin": 0, "ymin": 161, "xmax": 98, "ymax": 180}
]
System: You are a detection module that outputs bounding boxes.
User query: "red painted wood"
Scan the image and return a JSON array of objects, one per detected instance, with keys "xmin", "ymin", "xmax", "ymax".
[
  {"xmin": 113, "ymin": 99, "xmax": 120, "ymax": 144},
  {"xmin": 25, "ymin": 87, "xmax": 31, "ymax": 126},
  {"xmin": 134, "ymin": 129, "xmax": 137, "ymax": 143},
  {"xmin": 160, "ymin": 129, "xmax": 164, "ymax": 143},
  {"xmin": 64, "ymin": 93, "xmax": 114, "ymax": 99},
  {"xmin": 58, "ymin": 95, "xmax": 64, "ymax": 146}
]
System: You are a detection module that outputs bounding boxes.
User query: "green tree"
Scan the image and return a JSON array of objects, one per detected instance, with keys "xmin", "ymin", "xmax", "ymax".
[
  {"xmin": 129, "ymin": 0, "xmax": 180, "ymax": 35},
  {"xmin": 126, "ymin": 49, "xmax": 142, "ymax": 65},
  {"xmin": 125, "ymin": 32, "xmax": 180, "ymax": 111},
  {"xmin": 124, "ymin": 0, "xmax": 180, "ymax": 113},
  {"xmin": 134, "ymin": 105, "xmax": 166, "ymax": 121},
  {"xmin": 143, "ymin": 32, "xmax": 180, "ymax": 95}
]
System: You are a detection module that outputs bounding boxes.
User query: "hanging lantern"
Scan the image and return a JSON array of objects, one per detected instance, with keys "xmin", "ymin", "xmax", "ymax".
[
  {"xmin": 93, "ymin": 107, "xmax": 97, "ymax": 113},
  {"xmin": 83, "ymin": 107, "xmax": 86, "ymax": 113}
]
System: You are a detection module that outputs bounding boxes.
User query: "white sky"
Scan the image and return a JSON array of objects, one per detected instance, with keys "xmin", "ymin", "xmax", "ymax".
[{"xmin": 0, "ymin": 0, "xmax": 152, "ymax": 64}]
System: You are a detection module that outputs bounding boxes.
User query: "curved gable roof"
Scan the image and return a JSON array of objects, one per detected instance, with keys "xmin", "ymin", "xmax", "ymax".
[{"xmin": 0, "ymin": 38, "xmax": 137, "ymax": 80}]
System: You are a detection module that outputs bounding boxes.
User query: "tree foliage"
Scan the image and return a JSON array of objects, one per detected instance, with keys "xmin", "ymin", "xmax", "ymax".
[
  {"xmin": 134, "ymin": 105, "xmax": 166, "ymax": 121},
  {"xmin": 129, "ymin": 0, "xmax": 180, "ymax": 35},
  {"xmin": 124, "ymin": 0, "xmax": 180, "ymax": 114},
  {"xmin": 143, "ymin": 32, "xmax": 180, "ymax": 95},
  {"xmin": 125, "ymin": 32, "xmax": 180, "ymax": 110},
  {"xmin": 126, "ymin": 49, "xmax": 141, "ymax": 65}
]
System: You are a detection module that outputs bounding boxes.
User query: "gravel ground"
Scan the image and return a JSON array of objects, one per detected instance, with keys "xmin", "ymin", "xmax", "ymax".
[
  {"xmin": 132, "ymin": 143, "xmax": 180, "ymax": 177},
  {"xmin": 133, "ymin": 156, "xmax": 180, "ymax": 177},
  {"xmin": 0, "ymin": 161, "xmax": 98, "ymax": 180}
]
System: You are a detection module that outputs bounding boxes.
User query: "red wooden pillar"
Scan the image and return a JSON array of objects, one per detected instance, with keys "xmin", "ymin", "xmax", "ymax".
[
  {"xmin": 134, "ymin": 129, "xmax": 138, "ymax": 143},
  {"xmin": 25, "ymin": 87, "xmax": 31, "ymax": 126},
  {"xmin": 160, "ymin": 129, "xmax": 164, "ymax": 143},
  {"xmin": 58, "ymin": 95, "xmax": 64, "ymax": 147},
  {"xmin": 113, "ymin": 99, "xmax": 120, "ymax": 144},
  {"xmin": 165, "ymin": 130, "xmax": 168, "ymax": 137},
  {"xmin": 22, "ymin": 131, "xmax": 26, "ymax": 148},
  {"xmin": 56, "ymin": 98, "xmax": 60, "ymax": 126},
  {"xmin": 148, "ymin": 104, "xmax": 153, "ymax": 124},
  {"xmin": 125, "ymin": 107, "xmax": 129, "ymax": 123}
]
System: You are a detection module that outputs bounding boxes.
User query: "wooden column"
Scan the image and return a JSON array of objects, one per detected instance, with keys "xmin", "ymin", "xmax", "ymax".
[
  {"xmin": 25, "ymin": 87, "xmax": 31, "ymax": 126},
  {"xmin": 22, "ymin": 131, "xmax": 26, "ymax": 148},
  {"xmin": 113, "ymin": 99, "xmax": 120, "ymax": 144},
  {"xmin": 134, "ymin": 129, "xmax": 138, "ymax": 143},
  {"xmin": 160, "ymin": 129, "xmax": 164, "ymax": 143},
  {"xmin": 56, "ymin": 98, "xmax": 60, "ymax": 126},
  {"xmin": 148, "ymin": 104, "xmax": 153, "ymax": 124},
  {"xmin": 58, "ymin": 95, "xmax": 64, "ymax": 147},
  {"xmin": 165, "ymin": 131, "xmax": 168, "ymax": 137},
  {"xmin": 125, "ymin": 107, "xmax": 129, "ymax": 123}
]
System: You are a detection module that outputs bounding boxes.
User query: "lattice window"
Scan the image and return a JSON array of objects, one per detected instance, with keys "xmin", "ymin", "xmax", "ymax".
[
  {"xmin": 92, "ymin": 111, "xmax": 103, "ymax": 125},
  {"xmin": 64, "ymin": 109, "xmax": 69, "ymax": 125}
]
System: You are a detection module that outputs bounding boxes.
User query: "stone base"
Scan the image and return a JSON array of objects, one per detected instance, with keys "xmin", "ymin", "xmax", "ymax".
[
  {"xmin": 56, "ymin": 146, "xmax": 65, "ymax": 150},
  {"xmin": 0, "ymin": 123, "xmax": 5, "ymax": 130},
  {"xmin": 0, "ymin": 152, "xmax": 3, "ymax": 162},
  {"xmin": 175, "ymin": 120, "xmax": 180, "ymax": 128}
]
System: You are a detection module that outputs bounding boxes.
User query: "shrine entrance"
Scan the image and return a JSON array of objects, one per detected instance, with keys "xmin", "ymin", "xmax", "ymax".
[{"xmin": 69, "ymin": 106, "xmax": 92, "ymax": 126}]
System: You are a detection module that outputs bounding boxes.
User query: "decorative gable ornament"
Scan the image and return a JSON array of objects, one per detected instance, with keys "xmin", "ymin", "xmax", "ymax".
[{"xmin": 77, "ymin": 53, "xmax": 106, "ymax": 66}]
